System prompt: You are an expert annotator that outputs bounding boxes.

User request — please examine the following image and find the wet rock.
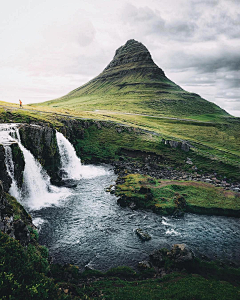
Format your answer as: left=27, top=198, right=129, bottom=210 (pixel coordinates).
left=129, top=202, right=137, bottom=210
left=10, top=143, right=25, bottom=188
left=135, top=228, right=151, bottom=241
left=19, top=124, right=61, bottom=182
left=169, top=244, right=194, bottom=263
left=0, top=145, right=12, bottom=191
left=138, top=260, right=152, bottom=270
left=149, top=249, right=165, bottom=267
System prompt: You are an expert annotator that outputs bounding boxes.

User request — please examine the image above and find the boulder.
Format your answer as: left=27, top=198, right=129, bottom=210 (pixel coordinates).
left=138, top=260, right=152, bottom=270
left=149, top=249, right=165, bottom=267
left=169, top=244, right=194, bottom=263
left=135, top=228, right=151, bottom=241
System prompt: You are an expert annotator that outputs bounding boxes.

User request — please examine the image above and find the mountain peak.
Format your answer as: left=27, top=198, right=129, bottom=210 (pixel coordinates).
left=104, top=39, right=160, bottom=72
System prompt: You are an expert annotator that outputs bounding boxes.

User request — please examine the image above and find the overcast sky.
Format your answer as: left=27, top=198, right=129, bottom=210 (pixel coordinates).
left=0, top=0, right=240, bottom=116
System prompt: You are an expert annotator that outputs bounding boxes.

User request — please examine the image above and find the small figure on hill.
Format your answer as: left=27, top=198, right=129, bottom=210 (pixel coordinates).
left=19, top=99, right=23, bottom=108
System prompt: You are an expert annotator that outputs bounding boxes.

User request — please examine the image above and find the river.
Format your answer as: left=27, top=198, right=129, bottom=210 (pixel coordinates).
left=31, top=165, right=240, bottom=271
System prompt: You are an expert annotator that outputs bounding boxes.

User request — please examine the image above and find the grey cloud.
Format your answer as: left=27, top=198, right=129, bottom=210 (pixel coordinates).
left=121, top=3, right=196, bottom=39
left=122, top=1, right=240, bottom=42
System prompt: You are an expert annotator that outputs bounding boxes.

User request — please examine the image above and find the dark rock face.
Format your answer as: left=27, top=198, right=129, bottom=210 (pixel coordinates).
left=102, top=39, right=165, bottom=79
left=0, top=181, right=32, bottom=245
left=0, top=181, right=13, bottom=220
left=0, top=145, right=11, bottom=191
left=19, top=124, right=61, bottom=182
left=162, top=139, right=191, bottom=152
left=149, top=244, right=194, bottom=270
left=10, top=143, right=25, bottom=188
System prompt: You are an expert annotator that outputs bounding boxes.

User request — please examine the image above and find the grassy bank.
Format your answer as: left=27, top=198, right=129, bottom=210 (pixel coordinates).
left=1, top=103, right=240, bottom=182
left=115, top=174, right=240, bottom=216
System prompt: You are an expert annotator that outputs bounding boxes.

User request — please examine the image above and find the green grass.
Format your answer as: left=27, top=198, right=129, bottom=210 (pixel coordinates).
left=1, top=104, right=240, bottom=181
left=115, top=174, right=240, bottom=215
left=80, top=273, right=240, bottom=300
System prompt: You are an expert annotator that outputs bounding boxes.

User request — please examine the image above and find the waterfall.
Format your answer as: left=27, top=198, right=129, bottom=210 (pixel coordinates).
left=4, top=145, right=20, bottom=199
left=0, top=124, right=108, bottom=210
left=14, top=129, right=69, bottom=210
left=56, top=132, right=82, bottom=180
left=0, top=124, right=70, bottom=210
left=56, top=132, right=109, bottom=179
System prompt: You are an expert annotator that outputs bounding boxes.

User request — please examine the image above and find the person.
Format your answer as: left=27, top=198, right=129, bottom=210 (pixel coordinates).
left=19, top=99, right=22, bottom=108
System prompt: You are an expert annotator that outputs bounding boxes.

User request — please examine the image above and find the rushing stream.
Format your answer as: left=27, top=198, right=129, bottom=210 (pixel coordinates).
left=31, top=166, right=240, bottom=271
left=1, top=124, right=240, bottom=271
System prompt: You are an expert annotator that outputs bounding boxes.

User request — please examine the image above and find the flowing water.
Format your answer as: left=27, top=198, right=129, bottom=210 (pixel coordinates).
left=32, top=166, right=240, bottom=271
left=1, top=124, right=240, bottom=271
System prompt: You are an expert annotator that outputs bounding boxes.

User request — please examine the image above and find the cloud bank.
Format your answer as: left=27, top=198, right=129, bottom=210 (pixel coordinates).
left=0, top=0, right=239, bottom=116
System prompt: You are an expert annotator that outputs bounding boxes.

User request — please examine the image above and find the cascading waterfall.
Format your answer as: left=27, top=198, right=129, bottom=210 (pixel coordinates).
left=1, top=124, right=109, bottom=210
left=0, top=124, right=70, bottom=210
left=56, top=132, right=82, bottom=180
left=14, top=128, right=70, bottom=210
left=56, top=131, right=110, bottom=179
left=4, top=145, right=20, bottom=199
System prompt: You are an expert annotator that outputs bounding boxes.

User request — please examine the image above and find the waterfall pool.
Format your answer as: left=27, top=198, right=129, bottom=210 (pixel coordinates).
left=31, top=165, right=240, bottom=271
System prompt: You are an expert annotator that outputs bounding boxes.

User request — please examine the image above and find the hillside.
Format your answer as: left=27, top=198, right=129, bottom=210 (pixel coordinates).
left=36, top=39, right=228, bottom=119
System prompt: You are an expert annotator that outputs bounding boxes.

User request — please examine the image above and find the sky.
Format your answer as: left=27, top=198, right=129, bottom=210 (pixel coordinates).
left=0, top=0, right=240, bottom=116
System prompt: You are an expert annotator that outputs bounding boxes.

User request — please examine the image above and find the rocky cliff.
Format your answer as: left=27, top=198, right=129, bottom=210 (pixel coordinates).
left=0, top=180, right=32, bottom=245
left=0, top=145, right=11, bottom=191
left=19, top=124, right=61, bottom=182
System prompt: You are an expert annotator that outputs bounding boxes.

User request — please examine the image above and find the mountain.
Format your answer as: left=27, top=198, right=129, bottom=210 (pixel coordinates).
left=38, top=39, right=228, bottom=118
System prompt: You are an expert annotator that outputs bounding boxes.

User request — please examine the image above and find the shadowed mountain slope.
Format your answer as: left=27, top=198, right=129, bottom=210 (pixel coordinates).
left=37, top=39, right=229, bottom=118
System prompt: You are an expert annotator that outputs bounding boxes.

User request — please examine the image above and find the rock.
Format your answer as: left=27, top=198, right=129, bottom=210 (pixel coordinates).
left=10, top=143, right=25, bottom=188
left=13, top=219, right=30, bottom=245
left=138, top=260, right=152, bottom=270
left=170, top=244, right=194, bottom=263
left=0, top=145, right=12, bottom=191
left=149, top=249, right=165, bottom=267
left=135, top=228, right=151, bottom=241
left=129, top=202, right=137, bottom=210
left=186, top=157, right=193, bottom=165
left=19, top=124, right=61, bottom=182
left=181, top=142, right=190, bottom=152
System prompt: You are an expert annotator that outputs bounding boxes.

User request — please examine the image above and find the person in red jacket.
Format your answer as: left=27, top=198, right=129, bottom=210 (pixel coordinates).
left=19, top=99, right=22, bottom=108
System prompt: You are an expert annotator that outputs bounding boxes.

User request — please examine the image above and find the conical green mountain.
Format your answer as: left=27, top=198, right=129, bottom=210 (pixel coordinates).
left=39, top=39, right=228, bottom=118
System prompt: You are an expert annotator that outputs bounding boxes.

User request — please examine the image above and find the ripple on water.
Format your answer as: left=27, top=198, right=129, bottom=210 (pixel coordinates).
left=30, top=165, right=240, bottom=271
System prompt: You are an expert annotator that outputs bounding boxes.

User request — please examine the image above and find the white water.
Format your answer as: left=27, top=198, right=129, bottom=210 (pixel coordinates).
left=56, top=132, right=82, bottom=180
left=56, top=131, right=110, bottom=179
left=0, top=124, right=70, bottom=210
left=4, top=145, right=21, bottom=199
left=14, top=129, right=71, bottom=210
left=1, top=124, right=109, bottom=210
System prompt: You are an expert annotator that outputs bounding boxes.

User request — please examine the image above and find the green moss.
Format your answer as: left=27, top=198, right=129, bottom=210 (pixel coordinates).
left=5, top=193, right=32, bottom=224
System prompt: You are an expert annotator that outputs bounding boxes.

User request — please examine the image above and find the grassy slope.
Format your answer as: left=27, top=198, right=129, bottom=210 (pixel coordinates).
left=115, top=174, right=240, bottom=216
left=1, top=103, right=240, bottom=181
left=29, top=37, right=240, bottom=168
left=34, top=70, right=228, bottom=119
left=34, top=39, right=228, bottom=120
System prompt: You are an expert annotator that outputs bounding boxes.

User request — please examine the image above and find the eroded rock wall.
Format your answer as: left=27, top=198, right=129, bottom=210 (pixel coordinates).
left=0, top=145, right=11, bottom=191
left=19, top=124, right=61, bottom=182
